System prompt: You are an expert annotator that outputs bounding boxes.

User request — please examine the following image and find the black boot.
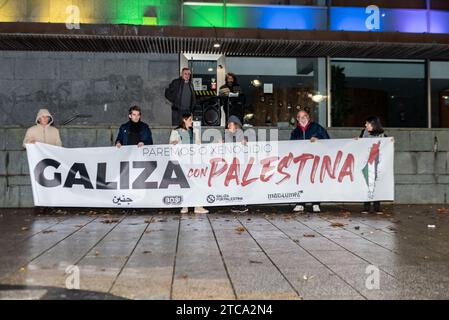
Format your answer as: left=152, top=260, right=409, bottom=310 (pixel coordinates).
left=362, top=202, right=370, bottom=213
left=373, top=201, right=382, bottom=214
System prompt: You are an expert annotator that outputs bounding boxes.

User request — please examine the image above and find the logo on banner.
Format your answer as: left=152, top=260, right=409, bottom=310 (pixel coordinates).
left=267, top=190, right=304, bottom=200
left=206, top=195, right=216, bottom=204
left=206, top=194, right=243, bottom=204
left=363, top=141, right=381, bottom=200
left=163, top=195, right=183, bottom=205
left=112, top=195, right=133, bottom=205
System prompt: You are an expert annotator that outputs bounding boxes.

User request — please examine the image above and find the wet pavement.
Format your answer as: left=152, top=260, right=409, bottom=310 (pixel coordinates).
left=0, top=204, right=449, bottom=300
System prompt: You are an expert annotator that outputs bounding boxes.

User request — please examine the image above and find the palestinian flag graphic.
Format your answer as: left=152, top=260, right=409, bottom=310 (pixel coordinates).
left=363, top=141, right=381, bottom=200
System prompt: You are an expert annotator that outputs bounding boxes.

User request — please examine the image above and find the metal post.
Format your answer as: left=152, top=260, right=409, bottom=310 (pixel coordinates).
left=427, top=59, right=432, bottom=128
left=326, top=56, right=332, bottom=128
left=223, top=0, right=227, bottom=28
left=180, top=0, right=184, bottom=27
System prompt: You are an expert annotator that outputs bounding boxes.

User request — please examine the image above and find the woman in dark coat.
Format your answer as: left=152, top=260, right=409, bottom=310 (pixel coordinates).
left=359, top=116, right=386, bottom=214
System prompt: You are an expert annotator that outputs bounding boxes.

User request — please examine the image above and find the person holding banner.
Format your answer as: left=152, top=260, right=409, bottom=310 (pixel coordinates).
left=223, top=115, right=249, bottom=213
left=290, top=108, right=330, bottom=213
left=223, top=115, right=247, bottom=144
left=23, top=108, right=62, bottom=148
left=169, top=113, right=209, bottom=214
left=115, top=105, right=153, bottom=148
left=358, top=116, right=387, bottom=214
left=23, top=108, right=62, bottom=214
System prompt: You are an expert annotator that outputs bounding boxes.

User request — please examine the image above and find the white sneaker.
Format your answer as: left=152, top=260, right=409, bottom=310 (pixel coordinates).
left=180, top=207, right=188, bottom=214
left=293, top=205, right=305, bottom=212
left=194, top=207, right=209, bottom=214
left=231, top=206, right=249, bottom=213
left=312, top=204, right=321, bottom=213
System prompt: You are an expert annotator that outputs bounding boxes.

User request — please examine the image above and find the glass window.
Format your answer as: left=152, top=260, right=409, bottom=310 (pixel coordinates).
left=224, top=57, right=327, bottom=127
left=430, top=61, right=449, bottom=128
left=188, top=60, right=218, bottom=92
left=330, top=59, right=427, bottom=128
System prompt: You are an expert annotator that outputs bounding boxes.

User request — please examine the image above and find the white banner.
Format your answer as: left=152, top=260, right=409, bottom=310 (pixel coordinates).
left=25, top=138, right=394, bottom=208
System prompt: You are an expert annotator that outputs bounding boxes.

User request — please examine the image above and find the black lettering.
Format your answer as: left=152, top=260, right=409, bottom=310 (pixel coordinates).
left=132, top=161, right=158, bottom=189
left=63, top=163, right=94, bottom=189
left=120, top=162, right=130, bottom=189
left=159, top=161, right=190, bottom=189
left=34, top=159, right=61, bottom=187
left=96, top=163, right=117, bottom=190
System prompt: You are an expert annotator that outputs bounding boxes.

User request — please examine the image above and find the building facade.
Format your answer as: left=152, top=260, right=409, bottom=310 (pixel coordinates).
left=1, top=0, right=449, bottom=206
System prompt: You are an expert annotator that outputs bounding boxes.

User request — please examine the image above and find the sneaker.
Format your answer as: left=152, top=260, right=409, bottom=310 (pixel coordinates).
left=194, top=207, right=209, bottom=214
left=293, top=205, right=305, bottom=212
left=312, top=204, right=321, bottom=213
left=231, top=206, right=249, bottom=213
left=180, top=207, right=188, bottom=214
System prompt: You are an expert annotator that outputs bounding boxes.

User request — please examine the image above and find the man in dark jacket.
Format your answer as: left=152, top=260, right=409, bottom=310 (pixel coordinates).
left=290, top=108, right=330, bottom=213
left=115, top=105, right=153, bottom=147
left=290, top=109, right=330, bottom=141
left=165, top=68, right=197, bottom=126
left=219, top=72, right=242, bottom=97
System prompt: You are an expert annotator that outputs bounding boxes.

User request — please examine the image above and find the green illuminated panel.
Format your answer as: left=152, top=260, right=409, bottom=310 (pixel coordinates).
left=115, top=0, right=143, bottom=24
left=143, top=17, right=158, bottom=25
left=225, top=6, right=247, bottom=28
left=183, top=3, right=224, bottom=28
left=114, top=0, right=180, bottom=26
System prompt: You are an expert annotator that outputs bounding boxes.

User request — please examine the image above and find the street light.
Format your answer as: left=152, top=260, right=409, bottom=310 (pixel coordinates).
left=308, top=92, right=327, bottom=103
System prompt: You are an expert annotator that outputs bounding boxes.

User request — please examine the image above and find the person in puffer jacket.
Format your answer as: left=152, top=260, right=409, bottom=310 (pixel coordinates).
left=115, top=105, right=153, bottom=147
left=23, top=108, right=62, bottom=148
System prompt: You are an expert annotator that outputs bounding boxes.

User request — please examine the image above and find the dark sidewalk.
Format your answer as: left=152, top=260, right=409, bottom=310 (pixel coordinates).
left=0, top=205, right=449, bottom=300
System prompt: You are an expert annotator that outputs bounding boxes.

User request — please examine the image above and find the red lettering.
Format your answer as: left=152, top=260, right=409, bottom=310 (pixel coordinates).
left=293, top=153, right=314, bottom=185
left=200, top=167, right=208, bottom=177
left=225, top=157, right=240, bottom=186
left=242, top=157, right=258, bottom=187
left=338, top=154, right=354, bottom=182
left=276, top=153, right=293, bottom=185
left=320, top=151, right=343, bottom=183
left=310, top=156, right=320, bottom=183
left=208, top=151, right=355, bottom=188
left=208, top=158, right=227, bottom=187
left=260, top=156, right=279, bottom=182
